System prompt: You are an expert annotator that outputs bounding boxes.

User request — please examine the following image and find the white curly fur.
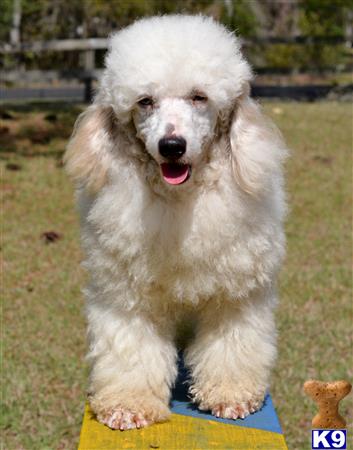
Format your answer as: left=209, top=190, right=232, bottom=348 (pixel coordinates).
left=65, top=14, right=288, bottom=431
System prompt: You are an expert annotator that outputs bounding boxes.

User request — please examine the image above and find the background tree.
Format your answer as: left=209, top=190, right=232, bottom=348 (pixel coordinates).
left=1, top=0, right=351, bottom=73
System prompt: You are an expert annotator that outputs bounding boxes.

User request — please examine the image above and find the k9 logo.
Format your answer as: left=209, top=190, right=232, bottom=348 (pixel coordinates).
left=312, top=430, right=347, bottom=449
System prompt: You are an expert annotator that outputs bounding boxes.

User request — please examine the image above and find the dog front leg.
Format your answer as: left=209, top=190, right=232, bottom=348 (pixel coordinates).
left=87, top=303, right=177, bottom=430
left=185, top=292, right=277, bottom=419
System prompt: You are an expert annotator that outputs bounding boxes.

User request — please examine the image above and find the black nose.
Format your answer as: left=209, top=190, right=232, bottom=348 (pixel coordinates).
left=158, top=137, right=186, bottom=160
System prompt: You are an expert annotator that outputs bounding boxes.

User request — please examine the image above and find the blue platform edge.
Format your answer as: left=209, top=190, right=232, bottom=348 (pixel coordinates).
left=170, top=356, right=283, bottom=435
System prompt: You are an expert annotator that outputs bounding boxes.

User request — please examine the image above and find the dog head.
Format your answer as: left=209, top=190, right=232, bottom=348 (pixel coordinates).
left=65, top=15, right=286, bottom=196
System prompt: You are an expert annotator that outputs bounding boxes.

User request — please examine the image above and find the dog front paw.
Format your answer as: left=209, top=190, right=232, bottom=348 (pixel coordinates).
left=97, top=408, right=153, bottom=431
left=211, top=397, right=263, bottom=420
left=92, top=395, right=170, bottom=431
left=190, top=382, right=266, bottom=420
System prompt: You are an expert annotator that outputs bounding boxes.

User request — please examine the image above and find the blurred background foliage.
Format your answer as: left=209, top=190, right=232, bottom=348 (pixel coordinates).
left=0, top=0, right=352, bottom=73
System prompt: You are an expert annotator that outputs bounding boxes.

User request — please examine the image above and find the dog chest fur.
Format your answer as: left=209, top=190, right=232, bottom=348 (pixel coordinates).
left=79, top=166, right=284, bottom=308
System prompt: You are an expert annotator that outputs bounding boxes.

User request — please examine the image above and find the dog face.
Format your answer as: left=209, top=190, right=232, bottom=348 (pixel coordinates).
left=132, top=93, right=218, bottom=185
left=94, top=15, right=253, bottom=188
left=66, top=16, right=286, bottom=198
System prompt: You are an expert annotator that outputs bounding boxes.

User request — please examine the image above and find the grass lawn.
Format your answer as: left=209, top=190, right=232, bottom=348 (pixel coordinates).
left=2, top=101, right=352, bottom=449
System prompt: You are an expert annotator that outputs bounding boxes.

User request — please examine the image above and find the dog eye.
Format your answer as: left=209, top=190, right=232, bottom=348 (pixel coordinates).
left=192, top=94, right=208, bottom=103
left=138, top=97, right=154, bottom=107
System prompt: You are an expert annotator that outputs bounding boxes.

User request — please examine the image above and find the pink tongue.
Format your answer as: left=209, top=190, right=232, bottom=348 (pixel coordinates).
left=160, top=163, right=189, bottom=185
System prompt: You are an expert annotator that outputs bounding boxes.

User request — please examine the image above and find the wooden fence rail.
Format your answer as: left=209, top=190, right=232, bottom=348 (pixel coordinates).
left=0, top=38, right=108, bottom=54
left=1, top=35, right=351, bottom=54
left=1, top=36, right=351, bottom=102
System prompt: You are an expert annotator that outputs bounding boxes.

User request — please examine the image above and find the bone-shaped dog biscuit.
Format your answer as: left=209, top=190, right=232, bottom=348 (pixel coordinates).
left=304, top=380, right=352, bottom=429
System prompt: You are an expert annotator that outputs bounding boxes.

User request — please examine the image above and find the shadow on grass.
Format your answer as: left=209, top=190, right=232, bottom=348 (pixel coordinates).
left=0, top=101, right=83, bottom=114
left=0, top=148, right=65, bottom=162
left=0, top=102, right=83, bottom=162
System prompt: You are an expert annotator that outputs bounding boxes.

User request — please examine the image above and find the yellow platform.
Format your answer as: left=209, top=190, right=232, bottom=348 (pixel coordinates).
left=79, top=358, right=287, bottom=449
left=78, top=400, right=288, bottom=450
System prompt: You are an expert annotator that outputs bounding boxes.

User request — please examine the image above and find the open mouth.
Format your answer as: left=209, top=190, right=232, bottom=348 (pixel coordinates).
left=160, top=163, right=191, bottom=185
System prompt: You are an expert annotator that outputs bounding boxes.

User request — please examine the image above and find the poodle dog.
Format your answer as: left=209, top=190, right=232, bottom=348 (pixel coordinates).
left=65, top=15, right=287, bottom=431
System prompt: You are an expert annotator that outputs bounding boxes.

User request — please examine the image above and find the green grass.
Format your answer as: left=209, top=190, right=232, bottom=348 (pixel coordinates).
left=2, top=101, right=352, bottom=450
left=268, top=102, right=353, bottom=449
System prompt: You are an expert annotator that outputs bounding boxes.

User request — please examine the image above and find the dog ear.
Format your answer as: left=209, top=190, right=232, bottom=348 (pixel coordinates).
left=64, top=106, right=116, bottom=195
left=228, top=94, right=288, bottom=195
